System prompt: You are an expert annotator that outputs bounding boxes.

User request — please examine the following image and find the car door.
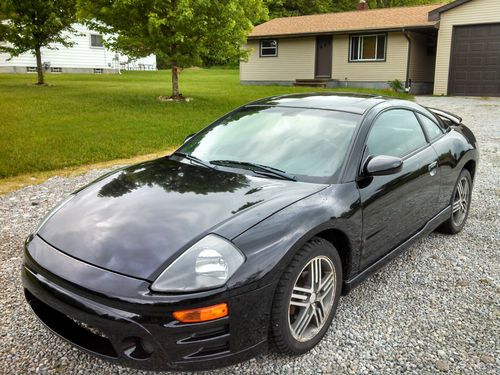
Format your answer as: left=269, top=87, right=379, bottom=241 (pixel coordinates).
left=415, top=112, right=450, bottom=209
left=358, top=109, right=441, bottom=268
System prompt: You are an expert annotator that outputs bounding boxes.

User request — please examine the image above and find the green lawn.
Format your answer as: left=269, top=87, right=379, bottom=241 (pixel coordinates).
left=0, top=69, right=411, bottom=178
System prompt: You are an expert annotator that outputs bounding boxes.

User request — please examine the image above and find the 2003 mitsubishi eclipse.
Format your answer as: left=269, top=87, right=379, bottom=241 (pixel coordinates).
left=22, top=93, right=478, bottom=371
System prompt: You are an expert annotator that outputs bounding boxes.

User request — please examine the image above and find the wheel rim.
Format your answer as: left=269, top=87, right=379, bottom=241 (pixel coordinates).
left=452, top=176, right=470, bottom=226
left=288, top=256, right=336, bottom=342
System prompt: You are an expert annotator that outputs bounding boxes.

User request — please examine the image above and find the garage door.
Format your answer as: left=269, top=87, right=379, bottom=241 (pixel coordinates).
left=449, top=23, right=500, bottom=96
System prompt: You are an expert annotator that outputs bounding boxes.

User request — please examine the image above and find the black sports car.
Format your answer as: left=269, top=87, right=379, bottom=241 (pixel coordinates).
left=23, top=93, right=478, bottom=371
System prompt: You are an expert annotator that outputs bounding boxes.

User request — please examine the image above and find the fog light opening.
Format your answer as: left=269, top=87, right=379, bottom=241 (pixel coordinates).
left=173, top=303, right=228, bottom=323
left=121, top=337, right=153, bottom=360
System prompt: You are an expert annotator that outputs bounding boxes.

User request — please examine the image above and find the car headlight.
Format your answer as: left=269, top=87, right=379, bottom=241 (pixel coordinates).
left=34, top=194, right=75, bottom=234
left=151, top=234, right=245, bottom=293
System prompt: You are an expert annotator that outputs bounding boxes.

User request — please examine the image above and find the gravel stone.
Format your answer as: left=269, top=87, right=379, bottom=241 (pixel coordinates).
left=435, top=360, right=450, bottom=372
left=1, top=96, right=499, bottom=374
left=481, top=355, right=496, bottom=364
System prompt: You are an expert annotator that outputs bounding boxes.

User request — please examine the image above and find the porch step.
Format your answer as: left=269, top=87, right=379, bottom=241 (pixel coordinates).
left=294, top=79, right=329, bottom=88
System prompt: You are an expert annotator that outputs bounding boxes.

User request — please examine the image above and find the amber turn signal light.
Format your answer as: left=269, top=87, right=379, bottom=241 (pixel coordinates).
left=173, top=303, right=228, bottom=323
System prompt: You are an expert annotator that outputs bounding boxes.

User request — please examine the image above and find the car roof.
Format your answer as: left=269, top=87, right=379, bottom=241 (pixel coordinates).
left=246, top=92, right=396, bottom=115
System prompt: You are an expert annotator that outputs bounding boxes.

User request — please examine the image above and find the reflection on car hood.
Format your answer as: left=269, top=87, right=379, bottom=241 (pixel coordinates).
left=37, top=157, right=326, bottom=280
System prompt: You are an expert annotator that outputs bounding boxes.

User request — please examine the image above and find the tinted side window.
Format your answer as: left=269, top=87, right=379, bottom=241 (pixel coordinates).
left=367, top=109, right=427, bottom=158
left=417, top=113, right=443, bottom=140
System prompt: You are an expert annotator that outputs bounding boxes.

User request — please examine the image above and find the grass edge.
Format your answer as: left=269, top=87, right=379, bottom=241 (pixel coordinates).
left=0, top=147, right=177, bottom=196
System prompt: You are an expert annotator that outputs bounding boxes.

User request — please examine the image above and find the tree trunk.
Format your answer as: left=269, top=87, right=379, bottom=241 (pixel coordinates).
left=35, top=45, right=44, bottom=85
left=171, top=62, right=180, bottom=98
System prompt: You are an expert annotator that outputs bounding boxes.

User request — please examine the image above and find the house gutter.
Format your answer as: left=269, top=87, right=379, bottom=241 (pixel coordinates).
left=403, top=29, right=412, bottom=92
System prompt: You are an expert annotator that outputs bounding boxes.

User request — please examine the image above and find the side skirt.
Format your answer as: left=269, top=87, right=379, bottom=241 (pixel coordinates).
left=342, top=205, right=451, bottom=294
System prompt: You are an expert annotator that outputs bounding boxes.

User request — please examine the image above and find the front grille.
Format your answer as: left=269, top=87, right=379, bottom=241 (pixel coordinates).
left=68, top=316, right=108, bottom=339
left=188, top=343, right=230, bottom=358
left=25, top=289, right=118, bottom=358
left=176, top=321, right=231, bottom=359
left=177, top=324, right=229, bottom=344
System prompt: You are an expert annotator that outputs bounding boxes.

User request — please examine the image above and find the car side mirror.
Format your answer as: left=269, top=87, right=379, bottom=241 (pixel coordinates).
left=364, top=155, right=403, bottom=176
left=184, top=133, right=195, bottom=143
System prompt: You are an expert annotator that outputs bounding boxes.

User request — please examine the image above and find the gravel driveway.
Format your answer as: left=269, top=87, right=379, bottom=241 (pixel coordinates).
left=1, top=96, right=498, bottom=374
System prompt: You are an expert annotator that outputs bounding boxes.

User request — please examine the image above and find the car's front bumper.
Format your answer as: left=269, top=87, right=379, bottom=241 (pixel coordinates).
left=22, top=236, right=275, bottom=371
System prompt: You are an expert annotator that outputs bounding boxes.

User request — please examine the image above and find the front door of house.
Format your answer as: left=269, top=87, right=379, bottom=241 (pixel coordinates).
left=315, top=36, right=332, bottom=78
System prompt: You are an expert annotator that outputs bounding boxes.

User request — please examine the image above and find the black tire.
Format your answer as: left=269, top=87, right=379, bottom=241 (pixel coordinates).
left=437, top=169, right=472, bottom=234
left=270, top=237, right=342, bottom=355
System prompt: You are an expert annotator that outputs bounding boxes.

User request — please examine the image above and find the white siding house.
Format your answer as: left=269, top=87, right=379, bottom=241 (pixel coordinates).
left=0, top=24, right=156, bottom=74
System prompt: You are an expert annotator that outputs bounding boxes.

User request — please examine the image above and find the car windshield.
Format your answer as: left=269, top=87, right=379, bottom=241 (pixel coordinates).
left=178, top=106, right=360, bottom=182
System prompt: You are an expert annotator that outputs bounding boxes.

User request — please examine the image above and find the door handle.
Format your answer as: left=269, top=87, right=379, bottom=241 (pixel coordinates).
left=428, top=161, right=438, bottom=176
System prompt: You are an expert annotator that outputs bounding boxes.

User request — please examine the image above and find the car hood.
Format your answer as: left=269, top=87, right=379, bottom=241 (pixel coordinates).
left=37, top=157, right=326, bottom=280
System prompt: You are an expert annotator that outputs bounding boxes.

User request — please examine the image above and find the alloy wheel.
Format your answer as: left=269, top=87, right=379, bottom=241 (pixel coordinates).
left=288, top=256, right=336, bottom=342
left=452, top=176, right=470, bottom=226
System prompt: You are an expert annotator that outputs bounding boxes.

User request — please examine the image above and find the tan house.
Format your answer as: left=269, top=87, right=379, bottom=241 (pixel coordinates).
left=240, top=0, right=500, bottom=96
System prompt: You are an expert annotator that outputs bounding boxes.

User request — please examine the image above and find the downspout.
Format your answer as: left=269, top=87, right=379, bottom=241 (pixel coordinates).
left=403, top=29, right=411, bottom=93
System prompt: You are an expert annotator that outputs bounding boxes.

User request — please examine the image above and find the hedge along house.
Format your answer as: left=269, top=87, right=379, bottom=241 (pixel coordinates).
left=241, top=0, right=500, bottom=96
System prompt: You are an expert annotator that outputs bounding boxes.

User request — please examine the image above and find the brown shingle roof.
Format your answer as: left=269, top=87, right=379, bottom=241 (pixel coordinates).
left=249, top=4, right=442, bottom=39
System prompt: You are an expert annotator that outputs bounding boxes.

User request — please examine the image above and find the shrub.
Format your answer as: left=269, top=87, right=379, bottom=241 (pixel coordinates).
left=388, top=79, right=405, bottom=93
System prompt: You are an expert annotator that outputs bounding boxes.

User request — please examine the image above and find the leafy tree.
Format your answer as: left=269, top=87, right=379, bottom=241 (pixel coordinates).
left=98, top=159, right=250, bottom=197
left=264, top=0, right=355, bottom=18
left=79, top=0, right=267, bottom=100
left=0, top=0, right=78, bottom=85
left=367, top=0, right=446, bottom=8
left=264, top=0, right=448, bottom=19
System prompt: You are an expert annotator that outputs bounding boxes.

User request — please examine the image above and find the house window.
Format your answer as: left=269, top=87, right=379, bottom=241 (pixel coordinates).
left=90, top=34, right=104, bottom=48
left=260, top=39, right=278, bottom=57
left=26, top=67, right=37, bottom=73
left=94, top=68, right=104, bottom=74
left=349, top=34, right=386, bottom=61
left=50, top=67, right=62, bottom=73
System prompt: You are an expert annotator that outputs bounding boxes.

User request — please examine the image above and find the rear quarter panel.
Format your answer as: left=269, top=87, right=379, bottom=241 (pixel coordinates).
left=432, top=124, right=478, bottom=208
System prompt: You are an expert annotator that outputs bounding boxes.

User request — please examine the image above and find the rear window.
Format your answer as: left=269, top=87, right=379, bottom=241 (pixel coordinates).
left=426, top=108, right=460, bottom=129
left=434, top=114, right=453, bottom=128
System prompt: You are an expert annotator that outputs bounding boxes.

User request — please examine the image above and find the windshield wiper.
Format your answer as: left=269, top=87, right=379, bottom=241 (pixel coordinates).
left=173, top=152, right=217, bottom=170
left=210, top=160, right=296, bottom=181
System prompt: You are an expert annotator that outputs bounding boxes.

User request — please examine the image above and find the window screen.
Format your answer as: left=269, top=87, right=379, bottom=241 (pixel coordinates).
left=260, top=40, right=278, bottom=56
left=350, top=34, right=386, bottom=61
left=91, top=34, right=104, bottom=47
